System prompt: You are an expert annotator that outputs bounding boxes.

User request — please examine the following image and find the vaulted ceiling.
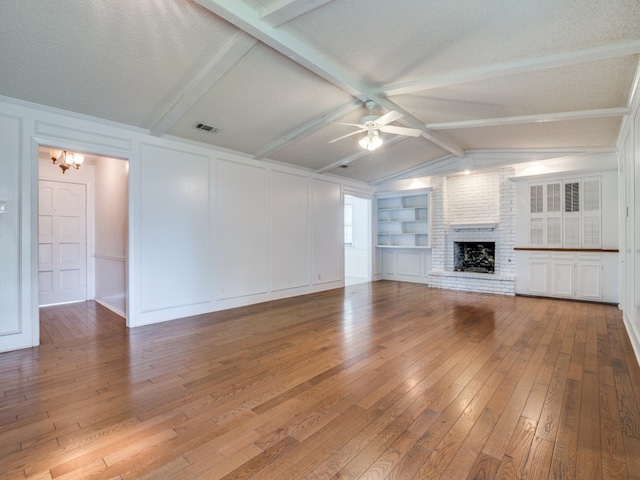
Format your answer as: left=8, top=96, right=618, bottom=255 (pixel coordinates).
left=2, top=1, right=639, bottom=183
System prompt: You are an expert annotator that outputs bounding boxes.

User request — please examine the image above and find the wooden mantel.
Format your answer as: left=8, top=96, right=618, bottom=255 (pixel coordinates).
left=514, top=247, right=619, bottom=252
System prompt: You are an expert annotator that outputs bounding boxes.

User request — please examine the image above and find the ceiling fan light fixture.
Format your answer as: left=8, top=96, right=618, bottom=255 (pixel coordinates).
left=359, top=130, right=382, bottom=151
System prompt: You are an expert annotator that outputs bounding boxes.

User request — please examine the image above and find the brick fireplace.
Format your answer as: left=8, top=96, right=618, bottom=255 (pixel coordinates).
left=427, top=169, right=516, bottom=295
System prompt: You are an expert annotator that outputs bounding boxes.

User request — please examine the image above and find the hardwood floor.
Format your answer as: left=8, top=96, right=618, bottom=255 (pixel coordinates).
left=39, top=301, right=126, bottom=345
left=1, top=282, right=640, bottom=479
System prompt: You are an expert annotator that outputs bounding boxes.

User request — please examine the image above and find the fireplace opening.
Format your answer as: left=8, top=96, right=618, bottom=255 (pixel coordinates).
left=454, top=242, right=495, bottom=274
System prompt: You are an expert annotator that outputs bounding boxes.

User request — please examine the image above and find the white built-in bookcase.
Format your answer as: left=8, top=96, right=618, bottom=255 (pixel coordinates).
left=376, top=192, right=430, bottom=248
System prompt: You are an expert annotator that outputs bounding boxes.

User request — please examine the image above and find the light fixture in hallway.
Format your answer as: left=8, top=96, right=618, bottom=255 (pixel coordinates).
left=49, top=149, right=84, bottom=173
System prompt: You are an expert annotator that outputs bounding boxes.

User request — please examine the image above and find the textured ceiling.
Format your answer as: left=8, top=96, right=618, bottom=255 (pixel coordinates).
left=1, top=0, right=639, bottom=183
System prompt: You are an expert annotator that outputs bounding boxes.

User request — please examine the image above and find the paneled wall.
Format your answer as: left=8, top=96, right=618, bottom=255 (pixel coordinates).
left=0, top=114, right=25, bottom=352
left=95, top=156, right=128, bottom=316
left=0, top=97, right=372, bottom=351
left=618, top=100, right=640, bottom=362
left=271, top=170, right=309, bottom=291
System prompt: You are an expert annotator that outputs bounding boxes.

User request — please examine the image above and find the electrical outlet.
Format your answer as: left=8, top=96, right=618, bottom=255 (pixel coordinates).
left=317, top=273, right=321, bottom=280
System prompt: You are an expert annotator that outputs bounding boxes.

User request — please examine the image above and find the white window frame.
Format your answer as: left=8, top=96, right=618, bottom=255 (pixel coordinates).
left=528, top=176, right=601, bottom=249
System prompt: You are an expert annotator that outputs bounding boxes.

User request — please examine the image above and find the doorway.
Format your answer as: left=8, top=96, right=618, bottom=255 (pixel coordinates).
left=344, top=195, right=372, bottom=286
left=38, top=147, right=129, bottom=320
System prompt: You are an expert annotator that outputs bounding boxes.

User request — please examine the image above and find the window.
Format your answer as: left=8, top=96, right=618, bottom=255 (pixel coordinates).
left=564, top=182, right=580, bottom=212
left=530, top=185, right=543, bottom=213
left=547, top=183, right=561, bottom=212
left=528, top=177, right=601, bottom=248
left=344, top=203, right=353, bottom=245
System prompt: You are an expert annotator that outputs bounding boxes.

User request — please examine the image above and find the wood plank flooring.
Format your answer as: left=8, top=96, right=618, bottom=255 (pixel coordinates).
left=39, top=301, right=125, bottom=345
left=1, top=281, right=640, bottom=479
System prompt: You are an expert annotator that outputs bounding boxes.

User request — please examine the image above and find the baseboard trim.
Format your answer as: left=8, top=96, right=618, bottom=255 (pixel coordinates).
left=94, top=298, right=126, bottom=319
left=622, top=310, right=640, bottom=367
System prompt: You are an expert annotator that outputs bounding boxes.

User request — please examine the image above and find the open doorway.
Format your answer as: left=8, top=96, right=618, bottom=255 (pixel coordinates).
left=38, top=147, right=128, bottom=341
left=344, top=195, right=372, bottom=286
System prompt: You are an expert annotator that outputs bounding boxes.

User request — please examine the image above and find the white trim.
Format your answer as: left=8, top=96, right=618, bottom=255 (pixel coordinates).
left=194, top=0, right=466, bottom=158
left=379, top=40, right=640, bottom=96
left=426, top=108, right=630, bottom=130
left=150, top=32, right=257, bottom=137
left=94, top=298, right=126, bottom=319
left=260, top=0, right=332, bottom=26
left=623, top=311, right=640, bottom=368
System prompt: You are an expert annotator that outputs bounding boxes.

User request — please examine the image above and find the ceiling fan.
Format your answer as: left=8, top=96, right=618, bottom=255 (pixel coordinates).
left=329, top=100, right=422, bottom=150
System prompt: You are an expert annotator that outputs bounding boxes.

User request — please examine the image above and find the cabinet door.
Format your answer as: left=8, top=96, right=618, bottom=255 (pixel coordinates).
left=528, top=260, right=549, bottom=295
left=551, top=261, right=574, bottom=297
left=382, top=250, right=396, bottom=275
left=576, top=262, right=602, bottom=300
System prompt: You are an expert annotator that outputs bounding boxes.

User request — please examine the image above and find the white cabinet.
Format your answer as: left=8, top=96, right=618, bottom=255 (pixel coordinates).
left=551, top=255, right=575, bottom=298
left=376, top=192, right=430, bottom=248
left=528, top=256, right=549, bottom=295
left=576, top=261, right=603, bottom=300
left=522, top=251, right=613, bottom=302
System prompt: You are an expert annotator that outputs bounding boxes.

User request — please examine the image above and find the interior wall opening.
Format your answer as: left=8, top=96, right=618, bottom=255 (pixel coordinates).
left=37, top=146, right=129, bottom=335
left=344, top=194, right=372, bottom=286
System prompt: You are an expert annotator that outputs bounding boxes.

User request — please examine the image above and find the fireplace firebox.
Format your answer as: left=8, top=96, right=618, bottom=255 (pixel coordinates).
left=454, top=242, right=495, bottom=274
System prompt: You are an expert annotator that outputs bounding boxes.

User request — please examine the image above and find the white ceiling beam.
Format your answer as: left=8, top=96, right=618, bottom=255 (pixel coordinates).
left=254, top=99, right=361, bottom=160
left=195, top=0, right=466, bottom=158
left=150, top=32, right=256, bottom=137
left=426, top=107, right=631, bottom=130
left=617, top=56, right=640, bottom=149
left=195, top=0, right=369, bottom=99
left=316, top=136, right=407, bottom=174
left=372, top=146, right=618, bottom=184
left=371, top=154, right=458, bottom=185
left=378, top=39, right=640, bottom=96
left=260, top=0, right=332, bottom=27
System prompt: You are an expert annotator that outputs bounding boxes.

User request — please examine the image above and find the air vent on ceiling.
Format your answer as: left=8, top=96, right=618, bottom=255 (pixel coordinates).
left=195, top=123, right=219, bottom=133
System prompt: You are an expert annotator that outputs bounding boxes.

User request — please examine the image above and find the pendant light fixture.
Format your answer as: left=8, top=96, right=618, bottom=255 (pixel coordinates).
left=50, top=149, right=85, bottom=173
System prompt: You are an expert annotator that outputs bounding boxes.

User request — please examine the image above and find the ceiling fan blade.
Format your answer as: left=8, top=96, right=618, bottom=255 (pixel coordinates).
left=380, top=125, right=422, bottom=137
left=328, top=128, right=366, bottom=143
left=374, top=110, right=403, bottom=126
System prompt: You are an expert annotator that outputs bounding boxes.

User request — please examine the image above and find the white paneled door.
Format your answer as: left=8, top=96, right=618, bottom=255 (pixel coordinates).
left=39, top=180, right=87, bottom=306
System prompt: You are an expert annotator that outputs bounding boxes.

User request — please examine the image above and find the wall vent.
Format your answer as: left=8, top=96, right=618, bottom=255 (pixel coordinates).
left=195, top=123, right=220, bottom=133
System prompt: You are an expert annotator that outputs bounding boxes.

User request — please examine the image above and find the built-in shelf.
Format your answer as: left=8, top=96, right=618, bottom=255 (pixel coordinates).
left=376, top=192, right=430, bottom=248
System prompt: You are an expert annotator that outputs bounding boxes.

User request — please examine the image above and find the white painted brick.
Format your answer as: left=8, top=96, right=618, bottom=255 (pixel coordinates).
left=426, top=168, right=516, bottom=295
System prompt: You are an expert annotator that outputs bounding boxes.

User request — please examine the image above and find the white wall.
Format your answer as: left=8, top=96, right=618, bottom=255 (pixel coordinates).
left=0, top=96, right=373, bottom=352
left=618, top=92, right=640, bottom=364
left=312, top=178, right=344, bottom=285
left=271, top=170, right=309, bottom=291
left=95, top=156, right=128, bottom=316
left=0, top=114, right=26, bottom=352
